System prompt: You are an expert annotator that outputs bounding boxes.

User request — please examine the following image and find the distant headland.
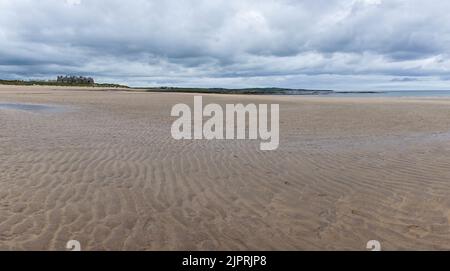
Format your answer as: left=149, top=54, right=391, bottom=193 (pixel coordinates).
left=0, top=76, right=380, bottom=95
left=140, top=87, right=335, bottom=95
left=0, top=76, right=129, bottom=88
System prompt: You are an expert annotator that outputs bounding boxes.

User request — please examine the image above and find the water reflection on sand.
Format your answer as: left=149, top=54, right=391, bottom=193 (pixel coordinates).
left=0, top=102, right=66, bottom=113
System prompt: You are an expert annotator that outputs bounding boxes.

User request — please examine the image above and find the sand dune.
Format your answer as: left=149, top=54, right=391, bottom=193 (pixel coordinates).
left=0, top=85, right=450, bottom=250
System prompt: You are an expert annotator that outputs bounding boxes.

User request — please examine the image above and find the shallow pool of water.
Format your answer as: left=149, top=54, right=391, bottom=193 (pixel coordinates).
left=0, top=103, right=66, bottom=113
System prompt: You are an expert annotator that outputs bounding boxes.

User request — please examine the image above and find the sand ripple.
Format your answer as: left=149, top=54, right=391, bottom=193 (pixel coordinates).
left=1, top=87, right=450, bottom=250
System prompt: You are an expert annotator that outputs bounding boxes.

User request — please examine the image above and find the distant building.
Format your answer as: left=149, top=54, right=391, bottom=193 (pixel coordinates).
left=57, top=75, right=94, bottom=85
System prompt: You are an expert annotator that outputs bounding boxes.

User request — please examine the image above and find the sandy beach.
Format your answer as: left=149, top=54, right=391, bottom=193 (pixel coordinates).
left=1, top=85, right=450, bottom=251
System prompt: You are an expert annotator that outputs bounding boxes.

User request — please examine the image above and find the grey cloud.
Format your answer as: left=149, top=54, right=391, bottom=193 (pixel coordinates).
left=391, top=77, right=420, bottom=82
left=0, top=0, right=449, bottom=89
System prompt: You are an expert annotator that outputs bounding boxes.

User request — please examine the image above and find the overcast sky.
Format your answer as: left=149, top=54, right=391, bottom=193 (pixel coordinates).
left=1, top=0, right=450, bottom=90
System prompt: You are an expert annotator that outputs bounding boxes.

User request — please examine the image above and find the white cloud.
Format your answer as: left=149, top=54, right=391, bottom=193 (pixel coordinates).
left=66, top=0, right=81, bottom=6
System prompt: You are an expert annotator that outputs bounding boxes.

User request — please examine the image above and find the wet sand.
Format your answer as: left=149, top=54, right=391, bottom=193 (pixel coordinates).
left=1, top=85, right=450, bottom=251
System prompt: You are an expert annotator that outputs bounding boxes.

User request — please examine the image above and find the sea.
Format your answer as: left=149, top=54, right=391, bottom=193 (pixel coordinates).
left=326, top=90, right=450, bottom=98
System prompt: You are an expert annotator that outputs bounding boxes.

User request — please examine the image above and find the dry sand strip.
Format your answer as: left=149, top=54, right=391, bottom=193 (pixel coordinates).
left=0, top=85, right=450, bottom=250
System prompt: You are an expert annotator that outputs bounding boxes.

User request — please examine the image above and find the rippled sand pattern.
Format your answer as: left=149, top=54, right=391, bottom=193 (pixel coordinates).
left=1, top=86, right=450, bottom=250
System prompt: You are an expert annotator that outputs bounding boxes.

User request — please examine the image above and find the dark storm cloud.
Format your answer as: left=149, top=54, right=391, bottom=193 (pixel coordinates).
left=0, top=0, right=450, bottom=89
